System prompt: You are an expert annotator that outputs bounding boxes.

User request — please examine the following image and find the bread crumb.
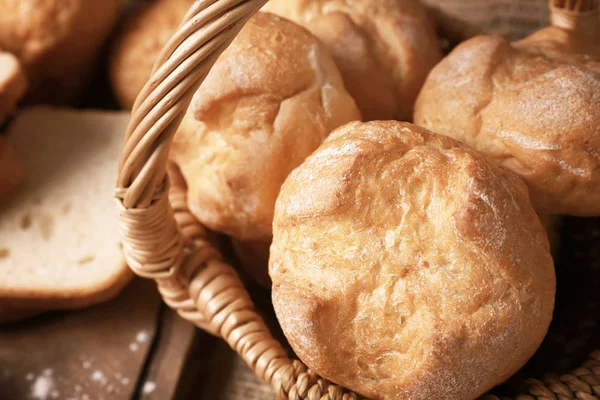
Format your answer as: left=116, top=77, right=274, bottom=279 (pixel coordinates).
left=20, top=214, right=31, bottom=229
left=39, top=214, right=54, bottom=240
left=129, top=343, right=139, bottom=352
left=121, top=377, right=130, bottom=385
left=142, top=381, right=156, bottom=395
left=77, top=255, right=95, bottom=265
left=136, top=331, right=149, bottom=343
left=82, top=361, right=91, bottom=369
left=0, top=248, right=9, bottom=259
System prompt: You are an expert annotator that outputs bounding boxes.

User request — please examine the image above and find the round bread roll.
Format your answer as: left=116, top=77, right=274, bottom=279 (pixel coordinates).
left=270, top=121, right=556, bottom=400
left=171, top=12, right=361, bottom=242
left=110, top=0, right=194, bottom=109
left=414, top=25, right=600, bottom=216
left=0, top=0, right=121, bottom=104
left=262, top=0, right=441, bottom=121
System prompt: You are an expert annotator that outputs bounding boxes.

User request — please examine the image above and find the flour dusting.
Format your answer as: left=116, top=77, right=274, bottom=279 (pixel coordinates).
left=136, top=331, right=149, bottom=343
left=142, top=381, right=156, bottom=395
left=31, top=374, right=55, bottom=400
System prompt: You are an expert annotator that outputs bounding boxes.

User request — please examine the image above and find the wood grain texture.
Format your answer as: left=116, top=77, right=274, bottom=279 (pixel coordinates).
left=198, top=341, right=275, bottom=400
left=139, top=308, right=198, bottom=400
left=0, top=278, right=160, bottom=400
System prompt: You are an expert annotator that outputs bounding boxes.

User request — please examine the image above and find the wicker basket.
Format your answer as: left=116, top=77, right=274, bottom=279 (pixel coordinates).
left=115, top=0, right=600, bottom=398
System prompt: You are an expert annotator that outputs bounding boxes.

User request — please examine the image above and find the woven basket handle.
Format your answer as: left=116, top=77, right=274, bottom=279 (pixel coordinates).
left=550, top=0, right=599, bottom=33
left=114, top=1, right=361, bottom=398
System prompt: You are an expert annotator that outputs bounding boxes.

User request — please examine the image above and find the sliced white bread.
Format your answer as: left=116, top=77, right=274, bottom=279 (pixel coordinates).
left=0, top=108, right=133, bottom=312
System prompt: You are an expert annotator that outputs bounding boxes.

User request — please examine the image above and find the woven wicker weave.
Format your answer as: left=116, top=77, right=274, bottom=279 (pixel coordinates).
left=115, top=0, right=600, bottom=398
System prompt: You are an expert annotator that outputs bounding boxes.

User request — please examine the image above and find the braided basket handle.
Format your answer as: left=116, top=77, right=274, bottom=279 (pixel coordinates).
left=114, top=1, right=360, bottom=398
left=550, top=0, right=599, bottom=33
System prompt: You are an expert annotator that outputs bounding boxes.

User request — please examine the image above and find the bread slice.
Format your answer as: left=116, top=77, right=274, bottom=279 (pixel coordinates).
left=0, top=108, right=133, bottom=312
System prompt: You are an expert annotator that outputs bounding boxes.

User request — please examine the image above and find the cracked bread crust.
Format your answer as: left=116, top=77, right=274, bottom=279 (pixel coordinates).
left=270, top=121, right=555, bottom=400
left=414, top=29, right=600, bottom=216
left=171, top=12, right=361, bottom=241
left=262, top=0, right=441, bottom=121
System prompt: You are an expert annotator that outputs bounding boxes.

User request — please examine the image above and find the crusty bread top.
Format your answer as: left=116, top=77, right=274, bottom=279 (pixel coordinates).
left=271, top=121, right=555, bottom=400
left=110, top=0, right=194, bottom=109
left=0, top=108, right=132, bottom=302
left=0, top=51, right=28, bottom=122
left=0, top=0, right=121, bottom=103
left=171, top=12, right=361, bottom=241
left=414, top=27, right=600, bottom=216
left=262, top=0, right=442, bottom=121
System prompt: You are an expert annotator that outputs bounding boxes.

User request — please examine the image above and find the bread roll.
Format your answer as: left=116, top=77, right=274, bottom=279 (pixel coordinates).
left=0, top=0, right=121, bottom=104
left=271, top=121, right=555, bottom=400
left=414, top=26, right=600, bottom=216
left=262, top=0, right=441, bottom=121
left=171, top=12, right=361, bottom=242
left=110, top=0, right=194, bottom=109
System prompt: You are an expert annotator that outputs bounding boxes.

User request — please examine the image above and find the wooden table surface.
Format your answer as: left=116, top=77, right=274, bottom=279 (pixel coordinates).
left=0, top=278, right=275, bottom=400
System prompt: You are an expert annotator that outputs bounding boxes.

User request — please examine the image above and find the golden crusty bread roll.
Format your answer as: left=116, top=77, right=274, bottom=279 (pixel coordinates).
left=0, top=0, right=121, bottom=104
left=171, top=12, right=361, bottom=242
left=262, top=0, right=441, bottom=121
left=414, top=24, right=600, bottom=216
left=270, top=121, right=556, bottom=400
left=110, top=0, right=194, bottom=109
